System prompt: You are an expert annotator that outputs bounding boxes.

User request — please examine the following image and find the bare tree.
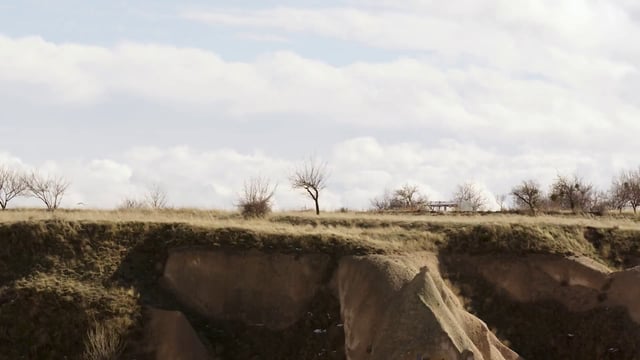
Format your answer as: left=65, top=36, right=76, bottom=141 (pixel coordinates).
left=628, top=168, right=640, bottom=213
left=549, top=174, right=593, bottom=213
left=290, top=158, right=329, bottom=215
left=145, top=184, right=168, bottom=209
left=237, top=177, right=277, bottom=218
left=453, top=182, right=487, bottom=212
left=511, top=180, right=543, bottom=215
left=610, top=172, right=630, bottom=213
left=394, top=184, right=429, bottom=210
left=26, top=172, right=70, bottom=211
left=588, top=190, right=611, bottom=215
left=371, top=184, right=429, bottom=211
left=495, top=194, right=508, bottom=212
left=610, top=168, right=640, bottom=214
left=0, top=166, right=27, bottom=210
left=371, top=189, right=393, bottom=211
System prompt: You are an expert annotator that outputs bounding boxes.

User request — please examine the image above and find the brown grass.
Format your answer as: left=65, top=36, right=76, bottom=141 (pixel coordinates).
left=83, top=320, right=128, bottom=360
left=1, top=208, right=639, bottom=358
left=1, top=207, right=638, bottom=229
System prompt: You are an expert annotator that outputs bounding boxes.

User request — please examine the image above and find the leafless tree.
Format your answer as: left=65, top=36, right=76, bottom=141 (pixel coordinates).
left=588, top=190, right=611, bottom=215
left=237, top=177, right=277, bottom=218
left=394, top=184, right=429, bottom=210
left=0, top=166, right=27, bottom=210
left=25, top=172, right=70, bottom=211
left=453, top=182, right=487, bottom=212
left=610, top=168, right=640, bottom=214
left=511, top=180, right=543, bottom=215
left=628, top=168, right=640, bottom=213
left=145, top=184, right=168, bottom=209
left=549, top=174, right=593, bottom=213
left=495, top=194, right=508, bottom=212
left=371, top=184, right=429, bottom=211
left=290, top=158, right=328, bottom=215
left=610, top=172, right=630, bottom=213
left=371, top=189, right=393, bottom=211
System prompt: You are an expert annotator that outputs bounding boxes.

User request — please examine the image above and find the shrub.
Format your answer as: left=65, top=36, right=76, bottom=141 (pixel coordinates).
left=117, top=197, right=147, bottom=210
left=371, top=184, right=429, bottom=211
left=238, top=177, right=276, bottom=218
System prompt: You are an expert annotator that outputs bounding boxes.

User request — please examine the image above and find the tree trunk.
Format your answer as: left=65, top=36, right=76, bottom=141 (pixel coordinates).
left=314, top=199, right=320, bottom=215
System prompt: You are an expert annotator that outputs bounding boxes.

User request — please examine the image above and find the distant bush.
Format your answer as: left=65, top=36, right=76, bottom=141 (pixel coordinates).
left=238, top=177, right=276, bottom=218
left=371, top=184, right=429, bottom=211
left=118, top=184, right=169, bottom=210
left=117, top=197, right=147, bottom=210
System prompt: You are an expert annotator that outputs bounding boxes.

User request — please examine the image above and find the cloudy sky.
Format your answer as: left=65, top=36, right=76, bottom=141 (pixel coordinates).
left=1, top=0, right=639, bottom=210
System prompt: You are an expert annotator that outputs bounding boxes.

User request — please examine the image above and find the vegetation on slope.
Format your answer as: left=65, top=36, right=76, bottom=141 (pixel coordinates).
left=0, top=209, right=639, bottom=358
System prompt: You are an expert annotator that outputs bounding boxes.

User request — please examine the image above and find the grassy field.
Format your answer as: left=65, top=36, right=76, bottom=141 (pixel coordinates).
left=1, top=208, right=639, bottom=260
left=1, top=207, right=639, bottom=228
left=1, top=208, right=639, bottom=358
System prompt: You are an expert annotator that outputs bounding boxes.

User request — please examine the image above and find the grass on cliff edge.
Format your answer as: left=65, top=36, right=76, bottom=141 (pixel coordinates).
left=1, top=208, right=639, bottom=267
left=1, top=208, right=639, bottom=358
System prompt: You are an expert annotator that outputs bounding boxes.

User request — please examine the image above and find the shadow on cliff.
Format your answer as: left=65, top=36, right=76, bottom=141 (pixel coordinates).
left=439, top=254, right=640, bottom=360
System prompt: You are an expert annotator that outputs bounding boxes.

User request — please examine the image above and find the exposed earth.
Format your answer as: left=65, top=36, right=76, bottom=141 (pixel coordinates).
left=1, top=210, right=640, bottom=359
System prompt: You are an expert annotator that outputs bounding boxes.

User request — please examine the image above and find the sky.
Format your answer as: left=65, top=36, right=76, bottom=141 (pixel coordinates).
left=1, top=0, right=640, bottom=210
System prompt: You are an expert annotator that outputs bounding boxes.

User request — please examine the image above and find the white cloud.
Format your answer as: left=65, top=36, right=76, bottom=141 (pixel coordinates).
left=2, top=33, right=638, bottom=142
left=235, top=32, right=290, bottom=43
left=183, top=3, right=640, bottom=64
left=2, top=0, right=640, bottom=209
left=182, top=3, right=640, bottom=129
left=1, top=137, right=628, bottom=211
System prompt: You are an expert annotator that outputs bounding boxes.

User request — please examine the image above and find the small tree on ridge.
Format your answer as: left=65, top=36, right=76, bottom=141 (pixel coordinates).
left=549, top=174, right=593, bottom=213
left=26, top=172, right=70, bottom=211
left=453, top=182, right=487, bottom=212
left=0, top=166, right=27, bottom=210
left=290, top=158, right=328, bottom=215
left=511, top=180, right=543, bottom=215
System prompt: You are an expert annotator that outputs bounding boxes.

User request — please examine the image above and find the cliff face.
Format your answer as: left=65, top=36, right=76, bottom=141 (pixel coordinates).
left=158, top=249, right=518, bottom=360
left=333, top=253, right=519, bottom=360
left=155, top=249, right=640, bottom=360
left=162, top=249, right=331, bottom=330
left=443, top=254, right=640, bottom=322
left=441, top=254, right=640, bottom=359
left=2, top=219, right=640, bottom=360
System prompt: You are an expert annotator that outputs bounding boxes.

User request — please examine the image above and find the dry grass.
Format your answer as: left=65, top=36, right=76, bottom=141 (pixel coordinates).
left=273, top=210, right=640, bottom=230
left=0, top=208, right=638, bottom=264
left=0, top=207, right=638, bottom=230
left=83, top=320, right=127, bottom=360
left=0, top=273, right=138, bottom=359
left=0, top=208, right=638, bottom=259
left=1, top=207, right=639, bottom=358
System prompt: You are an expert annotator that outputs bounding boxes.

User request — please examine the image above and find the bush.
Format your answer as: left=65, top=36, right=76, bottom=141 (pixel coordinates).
left=371, top=184, right=429, bottom=211
left=238, top=177, right=276, bottom=218
left=117, top=197, right=147, bottom=210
